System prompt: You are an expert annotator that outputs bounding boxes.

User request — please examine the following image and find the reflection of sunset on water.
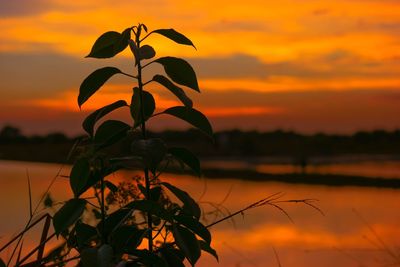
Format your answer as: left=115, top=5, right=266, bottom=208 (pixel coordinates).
left=1, top=161, right=399, bottom=266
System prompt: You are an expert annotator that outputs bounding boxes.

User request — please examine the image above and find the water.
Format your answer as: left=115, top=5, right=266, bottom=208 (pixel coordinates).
left=1, top=160, right=400, bottom=266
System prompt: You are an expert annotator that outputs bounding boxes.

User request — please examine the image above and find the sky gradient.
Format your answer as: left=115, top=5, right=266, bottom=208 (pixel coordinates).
left=1, top=0, right=400, bottom=135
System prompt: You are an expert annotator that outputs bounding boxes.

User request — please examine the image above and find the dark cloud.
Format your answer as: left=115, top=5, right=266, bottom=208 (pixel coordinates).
left=1, top=50, right=398, bottom=102
left=0, top=0, right=53, bottom=17
left=0, top=52, right=135, bottom=99
left=192, top=51, right=398, bottom=79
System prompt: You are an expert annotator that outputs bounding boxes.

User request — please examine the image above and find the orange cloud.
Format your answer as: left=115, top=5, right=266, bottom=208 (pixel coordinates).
left=27, top=85, right=180, bottom=112
left=201, top=77, right=400, bottom=93
left=203, top=106, right=284, bottom=117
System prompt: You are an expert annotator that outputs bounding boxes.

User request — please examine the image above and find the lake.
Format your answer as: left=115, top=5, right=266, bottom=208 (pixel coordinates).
left=1, top=160, right=400, bottom=266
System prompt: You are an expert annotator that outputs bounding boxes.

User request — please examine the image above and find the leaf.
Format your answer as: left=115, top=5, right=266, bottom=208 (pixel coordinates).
left=172, top=224, right=201, bottom=266
left=163, top=106, right=213, bottom=137
left=161, top=182, right=201, bottom=219
left=127, top=200, right=172, bottom=221
left=98, top=208, right=132, bottom=239
left=76, top=222, right=98, bottom=248
left=153, top=75, right=193, bottom=107
left=199, top=240, right=218, bottom=262
left=138, top=45, right=156, bottom=60
left=94, top=120, right=130, bottom=148
left=131, top=44, right=156, bottom=66
left=83, top=100, right=127, bottom=137
left=0, top=258, right=5, bottom=267
left=111, top=225, right=146, bottom=254
left=76, top=170, right=103, bottom=198
left=174, top=214, right=211, bottom=244
left=86, top=28, right=131, bottom=58
left=168, top=147, right=201, bottom=176
left=130, top=88, right=155, bottom=127
left=154, top=57, right=199, bottom=91
left=97, top=244, right=113, bottom=267
left=104, top=180, right=118, bottom=193
left=150, top=186, right=162, bottom=202
left=127, top=249, right=168, bottom=267
left=159, top=247, right=185, bottom=267
left=70, top=158, right=91, bottom=197
left=78, top=67, right=122, bottom=108
left=53, top=198, right=86, bottom=235
left=152, top=29, right=196, bottom=49
left=80, top=247, right=98, bottom=267
left=131, top=138, right=167, bottom=173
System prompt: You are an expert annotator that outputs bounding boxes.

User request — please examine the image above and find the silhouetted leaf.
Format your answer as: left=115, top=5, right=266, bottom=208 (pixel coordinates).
left=0, top=258, right=5, bottom=267
left=172, top=224, right=201, bottom=266
left=94, top=120, right=130, bottom=148
left=162, top=182, right=201, bottom=219
left=127, top=249, right=168, bottom=267
left=104, top=180, right=118, bottom=193
left=53, top=198, right=86, bottom=235
left=154, top=57, right=199, bottom=91
left=168, top=147, right=201, bottom=176
left=76, top=170, right=102, bottom=197
left=111, top=225, right=146, bottom=254
left=138, top=45, right=156, bottom=60
left=70, top=158, right=91, bottom=197
left=150, top=186, right=162, bottom=202
left=76, top=222, right=98, bottom=249
left=152, top=29, right=195, bottom=48
left=175, top=214, right=211, bottom=244
left=127, top=200, right=172, bottom=221
left=97, top=244, right=113, bottom=267
left=98, top=208, right=132, bottom=239
left=80, top=247, right=98, bottom=267
left=78, top=67, right=122, bottom=108
left=130, top=88, right=155, bottom=128
left=86, top=28, right=131, bottom=58
left=131, top=138, right=167, bottom=173
left=159, top=247, right=185, bottom=267
left=163, top=106, right=213, bottom=137
left=131, top=44, right=156, bottom=66
left=199, top=240, right=218, bottom=261
left=83, top=100, right=127, bottom=137
left=153, top=75, right=193, bottom=107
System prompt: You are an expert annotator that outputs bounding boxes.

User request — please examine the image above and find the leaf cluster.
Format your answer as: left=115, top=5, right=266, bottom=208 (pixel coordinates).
left=52, top=23, right=216, bottom=267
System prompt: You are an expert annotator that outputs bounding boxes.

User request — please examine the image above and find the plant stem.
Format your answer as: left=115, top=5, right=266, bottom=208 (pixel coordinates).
left=136, top=26, right=153, bottom=253
left=100, top=175, right=106, bottom=244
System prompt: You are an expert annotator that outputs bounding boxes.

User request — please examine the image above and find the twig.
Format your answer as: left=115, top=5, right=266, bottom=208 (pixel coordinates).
left=206, top=192, right=323, bottom=228
left=272, top=246, right=282, bottom=267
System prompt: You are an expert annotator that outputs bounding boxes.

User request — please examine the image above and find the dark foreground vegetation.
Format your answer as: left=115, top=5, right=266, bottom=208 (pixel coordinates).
left=1, top=125, right=400, bottom=163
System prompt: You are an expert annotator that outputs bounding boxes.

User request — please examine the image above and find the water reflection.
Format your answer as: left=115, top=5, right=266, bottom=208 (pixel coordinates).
left=204, top=159, right=400, bottom=179
left=1, top=160, right=399, bottom=266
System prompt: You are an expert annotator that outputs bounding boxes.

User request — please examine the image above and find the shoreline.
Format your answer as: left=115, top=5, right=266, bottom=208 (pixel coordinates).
left=1, top=159, right=399, bottom=189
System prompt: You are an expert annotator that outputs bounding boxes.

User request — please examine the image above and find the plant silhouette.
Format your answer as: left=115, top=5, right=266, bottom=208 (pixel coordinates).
left=0, top=23, right=321, bottom=267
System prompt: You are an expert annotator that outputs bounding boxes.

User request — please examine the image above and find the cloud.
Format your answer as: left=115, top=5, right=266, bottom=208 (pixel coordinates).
left=0, top=52, right=135, bottom=99
left=192, top=51, right=400, bottom=81
left=204, top=19, right=269, bottom=33
left=3, top=88, right=400, bottom=135
left=0, top=0, right=53, bottom=17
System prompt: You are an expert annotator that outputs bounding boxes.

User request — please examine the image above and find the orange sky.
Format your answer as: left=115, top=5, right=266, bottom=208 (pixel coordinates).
left=1, top=0, right=400, bottom=135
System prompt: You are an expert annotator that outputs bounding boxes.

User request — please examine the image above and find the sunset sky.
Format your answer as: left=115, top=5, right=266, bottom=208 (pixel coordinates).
left=1, top=0, right=400, bottom=135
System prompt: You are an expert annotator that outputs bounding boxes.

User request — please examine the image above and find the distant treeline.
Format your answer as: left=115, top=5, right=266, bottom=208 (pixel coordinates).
left=1, top=125, right=400, bottom=163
